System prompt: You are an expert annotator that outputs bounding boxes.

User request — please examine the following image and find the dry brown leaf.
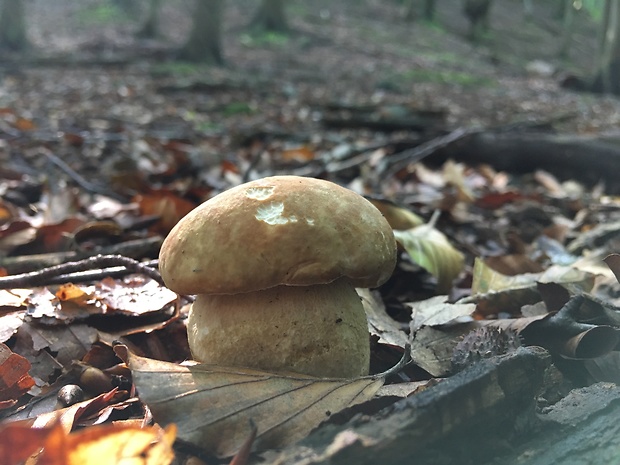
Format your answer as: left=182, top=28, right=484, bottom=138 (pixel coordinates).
left=116, top=345, right=407, bottom=458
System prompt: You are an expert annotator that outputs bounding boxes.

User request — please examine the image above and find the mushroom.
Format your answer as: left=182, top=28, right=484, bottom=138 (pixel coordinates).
left=159, top=175, right=396, bottom=378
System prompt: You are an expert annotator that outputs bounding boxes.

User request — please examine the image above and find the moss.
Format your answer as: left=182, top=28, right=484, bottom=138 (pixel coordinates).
left=240, top=31, right=290, bottom=48
left=75, top=4, right=129, bottom=24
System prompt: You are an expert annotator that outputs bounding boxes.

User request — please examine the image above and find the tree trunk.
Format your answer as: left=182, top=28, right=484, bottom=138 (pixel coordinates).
left=178, top=0, right=224, bottom=64
left=250, top=0, right=288, bottom=33
left=463, top=0, right=493, bottom=42
left=0, top=0, right=29, bottom=52
left=590, top=0, right=620, bottom=94
left=557, top=1, right=576, bottom=58
left=112, top=0, right=140, bottom=20
left=137, top=0, right=162, bottom=39
left=423, top=0, right=436, bottom=21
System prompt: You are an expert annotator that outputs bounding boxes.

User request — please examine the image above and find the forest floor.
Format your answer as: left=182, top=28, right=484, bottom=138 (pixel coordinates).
left=2, top=1, right=620, bottom=463
left=4, top=0, right=620, bottom=143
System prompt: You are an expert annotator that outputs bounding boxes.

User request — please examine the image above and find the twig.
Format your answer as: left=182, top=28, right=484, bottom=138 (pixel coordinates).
left=0, top=255, right=163, bottom=289
left=43, top=259, right=159, bottom=285
left=39, top=147, right=128, bottom=202
left=0, top=236, right=162, bottom=275
left=379, top=127, right=474, bottom=181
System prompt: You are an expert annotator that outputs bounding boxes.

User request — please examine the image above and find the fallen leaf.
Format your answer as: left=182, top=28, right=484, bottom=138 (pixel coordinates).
left=604, top=253, right=620, bottom=284
left=358, top=288, right=409, bottom=349
left=280, top=146, right=315, bottom=163
left=36, top=421, right=175, bottom=465
left=408, top=295, right=475, bottom=332
left=0, top=420, right=53, bottom=463
left=394, top=224, right=465, bottom=293
left=0, top=342, right=35, bottom=408
left=116, top=345, right=407, bottom=458
left=367, top=199, right=424, bottom=230
left=467, top=258, right=543, bottom=315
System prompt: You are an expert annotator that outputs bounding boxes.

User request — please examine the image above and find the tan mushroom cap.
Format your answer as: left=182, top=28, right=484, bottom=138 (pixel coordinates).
left=159, top=175, right=396, bottom=295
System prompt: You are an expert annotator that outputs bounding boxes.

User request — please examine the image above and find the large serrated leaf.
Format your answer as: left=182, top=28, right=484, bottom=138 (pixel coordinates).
left=394, top=225, right=464, bottom=293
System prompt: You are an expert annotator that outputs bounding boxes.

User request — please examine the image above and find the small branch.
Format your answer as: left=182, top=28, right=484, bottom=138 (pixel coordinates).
left=379, top=127, right=474, bottom=181
left=0, top=236, right=162, bottom=275
left=43, top=259, right=159, bottom=285
left=0, top=255, right=162, bottom=289
left=39, top=147, right=128, bottom=202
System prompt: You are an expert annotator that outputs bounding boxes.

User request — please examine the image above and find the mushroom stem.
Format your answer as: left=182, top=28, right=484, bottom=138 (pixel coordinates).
left=187, top=278, right=370, bottom=378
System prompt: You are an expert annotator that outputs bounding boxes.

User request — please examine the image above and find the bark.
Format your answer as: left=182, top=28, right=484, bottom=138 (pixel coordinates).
left=178, top=0, right=224, bottom=64
left=0, top=0, right=29, bottom=52
left=267, top=347, right=552, bottom=464
left=250, top=0, right=288, bottom=33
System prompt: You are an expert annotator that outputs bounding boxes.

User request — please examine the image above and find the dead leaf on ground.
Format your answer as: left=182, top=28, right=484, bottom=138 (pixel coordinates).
left=116, top=344, right=407, bottom=458
left=367, top=198, right=424, bottom=230
left=408, top=295, right=475, bottom=332
left=0, top=342, right=35, bottom=409
left=359, top=288, right=409, bottom=349
left=394, top=224, right=465, bottom=293
left=0, top=420, right=176, bottom=465
left=603, top=253, right=620, bottom=284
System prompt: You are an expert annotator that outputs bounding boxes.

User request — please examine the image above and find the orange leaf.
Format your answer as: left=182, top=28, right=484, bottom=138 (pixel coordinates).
left=14, top=117, right=36, bottom=131
left=39, top=423, right=176, bottom=465
left=0, top=342, right=35, bottom=406
left=55, top=283, right=90, bottom=302
left=280, top=146, right=315, bottom=163
left=134, top=191, right=196, bottom=234
left=0, top=420, right=52, bottom=463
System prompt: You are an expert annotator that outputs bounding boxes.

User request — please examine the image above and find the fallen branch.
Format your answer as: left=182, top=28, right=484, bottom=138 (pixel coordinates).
left=0, top=236, right=162, bottom=275
left=0, top=254, right=162, bottom=289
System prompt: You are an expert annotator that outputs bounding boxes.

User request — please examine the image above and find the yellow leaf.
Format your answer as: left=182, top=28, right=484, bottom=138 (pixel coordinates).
left=367, top=198, right=424, bottom=230
left=394, top=225, right=464, bottom=293
left=59, top=424, right=176, bottom=465
left=116, top=345, right=406, bottom=458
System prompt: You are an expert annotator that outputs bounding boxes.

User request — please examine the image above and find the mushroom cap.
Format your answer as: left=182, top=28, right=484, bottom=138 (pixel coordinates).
left=159, top=175, right=396, bottom=295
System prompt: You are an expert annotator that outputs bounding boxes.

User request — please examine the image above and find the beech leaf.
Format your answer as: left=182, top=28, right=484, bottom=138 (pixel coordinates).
left=394, top=225, right=464, bottom=293
left=115, top=345, right=408, bottom=458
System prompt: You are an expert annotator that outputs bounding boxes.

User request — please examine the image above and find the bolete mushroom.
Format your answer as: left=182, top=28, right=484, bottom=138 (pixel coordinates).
left=159, top=175, right=396, bottom=378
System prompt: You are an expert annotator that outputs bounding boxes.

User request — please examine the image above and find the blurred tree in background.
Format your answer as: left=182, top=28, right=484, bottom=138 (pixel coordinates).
left=137, top=0, right=163, bottom=38
left=178, top=0, right=224, bottom=64
left=0, top=0, right=29, bottom=52
left=250, top=0, right=288, bottom=33
left=591, top=0, right=620, bottom=94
